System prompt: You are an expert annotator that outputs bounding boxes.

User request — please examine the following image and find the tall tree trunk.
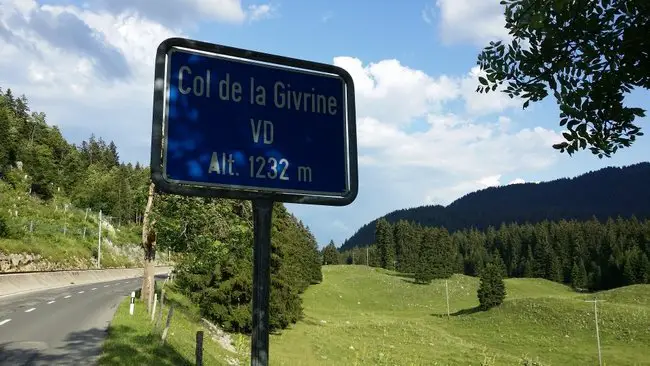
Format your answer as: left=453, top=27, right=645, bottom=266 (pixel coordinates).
left=141, top=182, right=156, bottom=312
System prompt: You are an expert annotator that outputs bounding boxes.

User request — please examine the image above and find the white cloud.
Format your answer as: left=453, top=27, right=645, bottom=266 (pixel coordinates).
left=421, top=4, right=434, bottom=24
left=0, top=0, right=277, bottom=163
left=434, top=0, right=510, bottom=45
left=71, top=0, right=273, bottom=26
left=0, top=0, right=565, bottom=245
left=460, top=66, right=521, bottom=115
left=509, top=178, right=526, bottom=184
left=0, top=1, right=178, bottom=150
left=247, top=4, right=278, bottom=22
left=334, top=56, right=460, bottom=126
left=479, top=175, right=501, bottom=187
left=329, top=56, right=563, bottom=216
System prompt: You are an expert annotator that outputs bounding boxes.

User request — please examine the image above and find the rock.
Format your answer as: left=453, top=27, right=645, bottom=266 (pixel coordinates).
left=200, top=318, right=237, bottom=353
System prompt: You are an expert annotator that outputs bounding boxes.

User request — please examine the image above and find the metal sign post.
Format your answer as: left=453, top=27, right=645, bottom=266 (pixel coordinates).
left=149, top=37, right=358, bottom=366
left=251, top=199, right=273, bottom=365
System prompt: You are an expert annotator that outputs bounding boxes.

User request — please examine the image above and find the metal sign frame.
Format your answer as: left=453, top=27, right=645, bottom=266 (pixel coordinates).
left=150, top=37, right=358, bottom=206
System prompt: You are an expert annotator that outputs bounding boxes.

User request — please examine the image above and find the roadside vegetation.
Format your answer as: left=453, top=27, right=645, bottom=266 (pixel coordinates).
left=100, top=282, right=247, bottom=366
left=0, top=179, right=145, bottom=270
left=102, top=265, right=650, bottom=365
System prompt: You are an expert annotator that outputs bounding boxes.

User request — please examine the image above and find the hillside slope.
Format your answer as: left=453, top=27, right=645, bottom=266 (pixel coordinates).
left=342, top=162, right=650, bottom=250
left=269, top=266, right=650, bottom=365
left=0, top=180, right=154, bottom=271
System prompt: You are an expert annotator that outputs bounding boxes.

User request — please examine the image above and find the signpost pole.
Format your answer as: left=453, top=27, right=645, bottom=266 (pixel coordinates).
left=251, top=199, right=273, bottom=366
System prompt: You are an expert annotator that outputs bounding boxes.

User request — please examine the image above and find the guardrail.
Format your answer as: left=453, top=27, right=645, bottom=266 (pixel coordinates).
left=0, top=266, right=174, bottom=299
left=0, top=265, right=174, bottom=276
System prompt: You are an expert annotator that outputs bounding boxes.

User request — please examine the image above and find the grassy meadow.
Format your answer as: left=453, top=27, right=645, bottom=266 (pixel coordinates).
left=272, top=266, right=649, bottom=365
left=104, top=265, right=650, bottom=365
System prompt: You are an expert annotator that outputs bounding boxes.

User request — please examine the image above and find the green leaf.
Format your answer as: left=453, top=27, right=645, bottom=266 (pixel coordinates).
left=479, top=76, right=489, bottom=86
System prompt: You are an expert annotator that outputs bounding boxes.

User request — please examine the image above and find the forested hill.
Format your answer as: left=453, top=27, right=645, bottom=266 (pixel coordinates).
left=341, top=162, right=650, bottom=251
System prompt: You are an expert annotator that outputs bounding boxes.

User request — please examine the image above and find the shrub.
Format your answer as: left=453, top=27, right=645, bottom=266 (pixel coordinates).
left=477, top=262, right=506, bottom=310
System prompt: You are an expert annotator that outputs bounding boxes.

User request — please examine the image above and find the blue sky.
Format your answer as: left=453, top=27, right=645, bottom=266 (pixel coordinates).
left=1, top=0, right=648, bottom=247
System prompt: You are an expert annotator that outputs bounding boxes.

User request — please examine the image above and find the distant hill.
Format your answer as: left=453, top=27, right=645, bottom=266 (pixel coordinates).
left=341, top=162, right=650, bottom=251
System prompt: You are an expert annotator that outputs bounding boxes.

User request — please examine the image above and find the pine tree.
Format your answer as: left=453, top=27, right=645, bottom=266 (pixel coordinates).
left=415, top=228, right=436, bottom=284
left=375, top=218, right=395, bottom=270
left=491, top=251, right=508, bottom=278
left=429, top=228, right=454, bottom=279
left=571, top=259, right=587, bottom=289
left=0, top=106, right=11, bottom=172
left=548, top=254, right=563, bottom=282
left=477, top=262, right=506, bottom=311
left=322, top=241, right=339, bottom=265
left=393, top=220, right=408, bottom=272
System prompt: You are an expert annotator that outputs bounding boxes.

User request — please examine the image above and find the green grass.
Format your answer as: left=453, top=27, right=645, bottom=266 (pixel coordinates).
left=102, top=265, right=650, bottom=365
left=0, top=183, right=141, bottom=268
left=268, top=265, right=650, bottom=366
left=100, top=284, right=247, bottom=366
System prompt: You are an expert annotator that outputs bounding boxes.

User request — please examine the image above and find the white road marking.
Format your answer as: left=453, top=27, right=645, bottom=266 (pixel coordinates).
left=25, top=308, right=36, bottom=313
left=92, top=288, right=97, bottom=291
left=104, top=285, right=110, bottom=287
left=116, top=283, right=120, bottom=285
left=47, top=301, right=55, bottom=304
left=0, top=319, right=11, bottom=326
left=64, top=295, right=71, bottom=299
left=125, top=281, right=129, bottom=284
left=78, top=291, right=85, bottom=294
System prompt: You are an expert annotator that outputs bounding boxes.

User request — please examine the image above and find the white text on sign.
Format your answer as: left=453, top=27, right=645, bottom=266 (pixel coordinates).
left=176, top=66, right=339, bottom=116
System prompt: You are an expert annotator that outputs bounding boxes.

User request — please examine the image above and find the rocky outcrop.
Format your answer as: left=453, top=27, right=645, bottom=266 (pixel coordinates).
left=0, top=252, right=97, bottom=272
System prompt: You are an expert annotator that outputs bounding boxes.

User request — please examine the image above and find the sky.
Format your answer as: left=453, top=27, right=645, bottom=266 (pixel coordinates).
left=1, top=0, right=648, bottom=247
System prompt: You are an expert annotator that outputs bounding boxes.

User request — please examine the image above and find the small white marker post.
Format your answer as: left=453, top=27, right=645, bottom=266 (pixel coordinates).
left=129, top=291, right=136, bottom=315
left=151, top=293, right=158, bottom=322
left=97, top=210, right=102, bottom=268
left=585, top=298, right=605, bottom=366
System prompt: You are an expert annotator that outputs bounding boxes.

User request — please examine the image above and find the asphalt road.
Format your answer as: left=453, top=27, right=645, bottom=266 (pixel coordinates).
left=0, top=274, right=166, bottom=365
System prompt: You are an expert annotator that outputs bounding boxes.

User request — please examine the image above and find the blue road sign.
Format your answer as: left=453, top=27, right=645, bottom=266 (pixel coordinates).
left=150, top=38, right=358, bottom=206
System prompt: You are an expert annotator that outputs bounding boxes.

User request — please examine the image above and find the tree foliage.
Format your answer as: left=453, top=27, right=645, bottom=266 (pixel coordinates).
left=340, top=216, right=650, bottom=291
left=477, top=262, right=506, bottom=311
left=155, top=197, right=322, bottom=333
left=476, top=0, right=649, bottom=157
left=342, top=162, right=650, bottom=251
left=322, top=240, right=339, bottom=265
left=0, top=86, right=149, bottom=220
left=375, top=218, right=395, bottom=270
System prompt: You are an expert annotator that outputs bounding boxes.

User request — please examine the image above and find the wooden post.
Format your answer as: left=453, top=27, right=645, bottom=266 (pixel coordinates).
left=161, top=305, right=174, bottom=344
left=156, top=289, right=165, bottom=327
left=196, top=331, right=204, bottom=366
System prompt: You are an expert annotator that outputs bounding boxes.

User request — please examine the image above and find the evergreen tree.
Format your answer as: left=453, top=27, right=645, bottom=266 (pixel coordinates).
left=322, top=241, right=339, bottom=265
left=521, top=246, right=534, bottom=278
left=571, top=259, right=587, bottom=289
left=400, top=222, right=422, bottom=273
left=477, top=263, right=506, bottom=311
left=0, top=106, right=11, bottom=173
left=491, top=251, right=508, bottom=278
left=375, top=218, right=395, bottom=270
left=429, top=228, right=454, bottom=279
left=415, top=228, right=436, bottom=284
left=393, top=220, right=408, bottom=272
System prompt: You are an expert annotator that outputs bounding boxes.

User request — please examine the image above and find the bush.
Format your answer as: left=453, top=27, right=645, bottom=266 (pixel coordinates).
left=0, top=211, right=19, bottom=239
left=0, top=213, right=9, bottom=238
left=477, top=262, right=506, bottom=310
